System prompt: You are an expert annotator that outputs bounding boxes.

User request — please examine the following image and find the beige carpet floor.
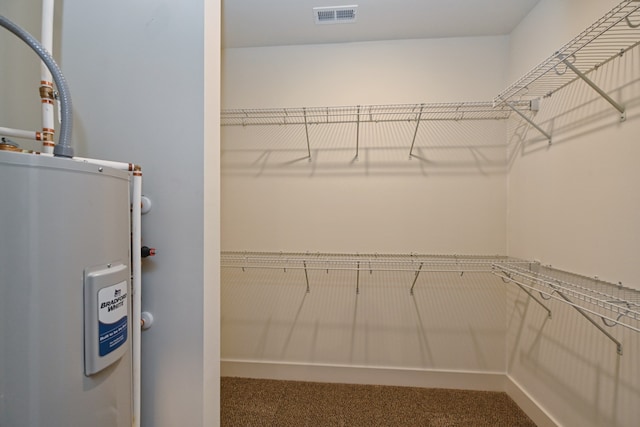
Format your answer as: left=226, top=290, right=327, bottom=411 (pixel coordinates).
left=221, top=377, right=537, bottom=426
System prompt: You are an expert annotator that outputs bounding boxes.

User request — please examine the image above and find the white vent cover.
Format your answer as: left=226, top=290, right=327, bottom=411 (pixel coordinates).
left=313, top=5, right=358, bottom=24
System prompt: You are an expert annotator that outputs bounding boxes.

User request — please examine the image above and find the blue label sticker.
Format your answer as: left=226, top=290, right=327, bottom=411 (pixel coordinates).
left=99, top=316, right=128, bottom=356
left=97, top=281, right=128, bottom=357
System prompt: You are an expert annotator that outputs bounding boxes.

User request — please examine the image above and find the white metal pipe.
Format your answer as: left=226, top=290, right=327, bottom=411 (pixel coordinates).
left=72, top=156, right=137, bottom=171
left=40, top=0, right=55, bottom=154
left=131, top=170, right=142, bottom=427
left=0, top=126, right=42, bottom=141
left=40, top=0, right=54, bottom=70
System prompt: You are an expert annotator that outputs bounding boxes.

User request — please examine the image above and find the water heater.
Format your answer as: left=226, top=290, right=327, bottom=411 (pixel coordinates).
left=0, top=150, right=133, bottom=426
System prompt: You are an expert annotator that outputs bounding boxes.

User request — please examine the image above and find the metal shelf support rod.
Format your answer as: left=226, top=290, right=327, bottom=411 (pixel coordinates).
left=303, top=108, right=312, bottom=160
left=512, top=278, right=553, bottom=319
left=505, top=101, right=552, bottom=142
left=409, top=104, right=425, bottom=159
left=561, top=56, right=626, bottom=121
left=494, top=269, right=552, bottom=318
left=554, top=287, right=623, bottom=356
left=493, top=268, right=633, bottom=351
left=355, top=105, right=361, bottom=160
left=303, top=261, right=310, bottom=293
left=409, top=262, right=424, bottom=296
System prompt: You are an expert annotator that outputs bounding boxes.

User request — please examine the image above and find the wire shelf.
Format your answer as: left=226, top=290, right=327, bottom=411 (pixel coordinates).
left=222, top=2, right=640, bottom=127
left=222, top=251, right=640, bottom=351
left=221, top=251, right=528, bottom=273
left=495, top=0, right=640, bottom=104
left=222, top=1, right=640, bottom=147
left=221, top=101, right=532, bottom=127
left=493, top=263, right=640, bottom=334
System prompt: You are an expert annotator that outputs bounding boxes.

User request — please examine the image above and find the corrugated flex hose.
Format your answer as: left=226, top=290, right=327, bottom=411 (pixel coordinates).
left=0, top=14, right=73, bottom=157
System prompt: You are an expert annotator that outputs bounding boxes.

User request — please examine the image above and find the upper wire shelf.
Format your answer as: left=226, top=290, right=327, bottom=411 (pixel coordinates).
left=495, top=0, right=640, bottom=104
left=221, top=251, right=525, bottom=273
left=222, top=1, right=640, bottom=144
left=221, top=101, right=532, bottom=127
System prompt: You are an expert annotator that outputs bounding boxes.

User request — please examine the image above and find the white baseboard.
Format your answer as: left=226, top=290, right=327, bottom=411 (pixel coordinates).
left=505, top=374, right=559, bottom=427
left=221, top=359, right=506, bottom=391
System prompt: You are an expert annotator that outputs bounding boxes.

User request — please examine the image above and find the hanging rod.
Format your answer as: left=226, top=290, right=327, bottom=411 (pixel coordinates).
left=495, top=0, right=640, bottom=106
left=504, top=101, right=552, bottom=143
left=492, top=263, right=640, bottom=336
left=221, top=101, right=532, bottom=127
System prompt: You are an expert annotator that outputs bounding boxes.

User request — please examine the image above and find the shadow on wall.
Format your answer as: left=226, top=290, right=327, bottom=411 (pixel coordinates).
left=506, top=280, right=640, bottom=427
left=221, top=266, right=507, bottom=372
left=221, top=119, right=509, bottom=178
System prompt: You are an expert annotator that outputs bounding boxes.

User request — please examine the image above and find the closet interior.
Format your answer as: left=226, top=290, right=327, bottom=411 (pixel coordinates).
left=221, top=2, right=640, bottom=426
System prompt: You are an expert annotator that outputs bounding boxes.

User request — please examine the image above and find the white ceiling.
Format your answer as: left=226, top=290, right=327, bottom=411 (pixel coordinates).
left=222, top=0, right=541, bottom=49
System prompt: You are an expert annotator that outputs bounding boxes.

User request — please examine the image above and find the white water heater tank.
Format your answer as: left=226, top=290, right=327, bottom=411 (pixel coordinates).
left=0, top=150, right=132, bottom=426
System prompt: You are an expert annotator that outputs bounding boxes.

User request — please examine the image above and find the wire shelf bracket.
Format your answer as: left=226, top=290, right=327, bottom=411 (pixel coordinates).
left=553, top=285, right=624, bottom=355
left=559, top=54, right=626, bottom=122
left=494, top=0, right=640, bottom=136
left=303, top=260, right=310, bottom=293
left=504, top=101, right=552, bottom=143
left=498, top=270, right=553, bottom=319
left=355, top=106, right=361, bottom=161
left=303, top=108, right=312, bottom=161
left=409, top=262, right=424, bottom=296
left=492, top=262, right=640, bottom=355
left=408, top=104, right=425, bottom=159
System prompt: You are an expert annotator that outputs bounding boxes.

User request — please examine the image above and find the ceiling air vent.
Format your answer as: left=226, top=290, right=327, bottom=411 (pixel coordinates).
left=313, top=5, right=358, bottom=24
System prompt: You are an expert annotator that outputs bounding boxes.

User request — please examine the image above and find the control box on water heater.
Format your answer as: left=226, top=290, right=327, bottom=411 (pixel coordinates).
left=84, top=262, right=130, bottom=376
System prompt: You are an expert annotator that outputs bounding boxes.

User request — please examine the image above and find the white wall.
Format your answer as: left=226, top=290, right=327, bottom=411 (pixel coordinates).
left=223, top=37, right=509, bottom=108
left=222, top=266, right=508, bottom=377
left=506, top=0, right=640, bottom=426
left=222, top=37, right=510, bottom=254
left=221, top=37, right=512, bottom=382
left=58, top=1, right=220, bottom=425
left=0, top=1, right=219, bottom=426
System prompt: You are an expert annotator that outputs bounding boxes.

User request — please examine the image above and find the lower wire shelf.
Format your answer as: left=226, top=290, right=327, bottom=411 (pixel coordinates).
left=492, top=262, right=640, bottom=355
left=222, top=251, right=640, bottom=354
